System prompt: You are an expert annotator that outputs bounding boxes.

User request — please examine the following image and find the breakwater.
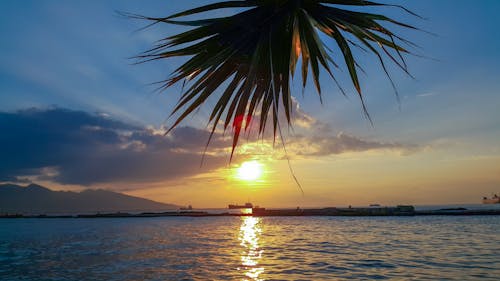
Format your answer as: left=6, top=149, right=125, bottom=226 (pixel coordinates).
left=2, top=205, right=500, bottom=218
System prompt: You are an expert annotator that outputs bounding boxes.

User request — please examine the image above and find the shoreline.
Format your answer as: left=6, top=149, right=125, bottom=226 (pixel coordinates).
left=2, top=205, right=500, bottom=218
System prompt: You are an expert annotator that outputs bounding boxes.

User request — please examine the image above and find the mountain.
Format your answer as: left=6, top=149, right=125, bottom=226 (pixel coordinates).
left=0, top=183, right=178, bottom=214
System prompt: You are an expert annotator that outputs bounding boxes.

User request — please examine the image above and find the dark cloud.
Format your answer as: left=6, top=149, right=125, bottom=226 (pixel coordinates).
left=0, top=107, right=419, bottom=187
left=0, top=108, right=230, bottom=186
left=0, top=175, right=31, bottom=183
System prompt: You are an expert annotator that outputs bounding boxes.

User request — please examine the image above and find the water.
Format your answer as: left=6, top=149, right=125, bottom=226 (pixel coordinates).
left=1, top=216, right=499, bottom=280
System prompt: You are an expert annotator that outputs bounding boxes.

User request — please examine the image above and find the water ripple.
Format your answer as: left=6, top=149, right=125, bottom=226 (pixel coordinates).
left=0, top=216, right=499, bottom=280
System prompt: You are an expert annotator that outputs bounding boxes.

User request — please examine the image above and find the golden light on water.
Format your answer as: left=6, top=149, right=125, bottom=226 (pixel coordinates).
left=237, top=160, right=263, bottom=181
left=238, top=216, right=264, bottom=280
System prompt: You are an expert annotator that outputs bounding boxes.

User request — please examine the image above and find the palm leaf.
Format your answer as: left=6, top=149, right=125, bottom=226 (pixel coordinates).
left=133, top=0, right=420, bottom=155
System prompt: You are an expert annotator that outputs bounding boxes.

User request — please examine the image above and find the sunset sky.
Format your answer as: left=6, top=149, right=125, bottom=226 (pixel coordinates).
left=1, top=0, right=499, bottom=207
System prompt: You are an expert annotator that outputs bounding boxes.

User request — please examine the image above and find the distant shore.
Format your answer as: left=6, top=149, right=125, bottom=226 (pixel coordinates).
left=2, top=205, right=500, bottom=218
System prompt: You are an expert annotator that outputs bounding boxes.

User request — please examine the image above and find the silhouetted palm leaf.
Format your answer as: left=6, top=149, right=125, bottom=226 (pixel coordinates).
left=131, top=0, right=420, bottom=157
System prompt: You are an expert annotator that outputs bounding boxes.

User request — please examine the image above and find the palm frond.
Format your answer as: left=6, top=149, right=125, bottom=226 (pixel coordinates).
left=133, top=0, right=420, bottom=156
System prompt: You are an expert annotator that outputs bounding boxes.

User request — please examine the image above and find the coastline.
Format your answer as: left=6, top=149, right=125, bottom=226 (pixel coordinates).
left=2, top=205, right=500, bottom=218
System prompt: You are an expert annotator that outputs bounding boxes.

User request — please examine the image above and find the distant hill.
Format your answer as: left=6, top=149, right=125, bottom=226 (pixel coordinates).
left=0, top=183, right=178, bottom=214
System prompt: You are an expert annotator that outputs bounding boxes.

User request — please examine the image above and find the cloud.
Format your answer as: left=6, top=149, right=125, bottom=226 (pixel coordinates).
left=0, top=107, right=419, bottom=188
left=416, top=92, right=437, bottom=97
left=0, top=108, right=230, bottom=186
left=277, top=99, right=420, bottom=157
left=290, top=97, right=317, bottom=129
left=235, top=131, right=420, bottom=160
left=289, top=132, right=420, bottom=157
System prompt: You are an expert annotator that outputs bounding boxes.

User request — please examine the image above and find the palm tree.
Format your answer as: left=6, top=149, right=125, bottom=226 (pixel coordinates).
left=129, top=0, right=420, bottom=157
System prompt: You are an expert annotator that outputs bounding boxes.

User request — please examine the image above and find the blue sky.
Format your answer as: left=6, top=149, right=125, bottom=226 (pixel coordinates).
left=1, top=1, right=499, bottom=133
left=1, top=1, right=499, bottom=206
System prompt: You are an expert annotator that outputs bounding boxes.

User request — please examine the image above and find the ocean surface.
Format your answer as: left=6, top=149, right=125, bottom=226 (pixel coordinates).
left=1, top=215, right=499, bottom=280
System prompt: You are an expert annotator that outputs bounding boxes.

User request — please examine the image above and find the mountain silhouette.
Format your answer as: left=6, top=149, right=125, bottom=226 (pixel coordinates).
left=0, top=183, right=178, bottom=214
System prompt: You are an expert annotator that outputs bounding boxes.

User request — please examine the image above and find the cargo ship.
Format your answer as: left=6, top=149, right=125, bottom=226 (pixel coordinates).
left=228, top=202, right=253, bottom=209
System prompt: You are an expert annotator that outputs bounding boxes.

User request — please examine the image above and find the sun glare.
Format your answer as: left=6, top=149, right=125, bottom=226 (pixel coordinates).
left=237, top=160, right=263, bottom=181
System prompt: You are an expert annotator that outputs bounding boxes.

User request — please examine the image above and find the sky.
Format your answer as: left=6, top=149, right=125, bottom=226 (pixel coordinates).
left=1, top=0, right=499, bottom=207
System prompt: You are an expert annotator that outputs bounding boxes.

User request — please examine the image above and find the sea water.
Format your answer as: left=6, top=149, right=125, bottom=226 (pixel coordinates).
left=1, top=216, right=499, bottom=280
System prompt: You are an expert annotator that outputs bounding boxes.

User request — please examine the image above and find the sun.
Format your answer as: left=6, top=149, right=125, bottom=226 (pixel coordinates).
left=237, top=160, right=263, bottom=181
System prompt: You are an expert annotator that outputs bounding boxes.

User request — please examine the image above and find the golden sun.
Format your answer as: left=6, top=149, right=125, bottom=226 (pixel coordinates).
left=237, top=160, right=263, bottom=181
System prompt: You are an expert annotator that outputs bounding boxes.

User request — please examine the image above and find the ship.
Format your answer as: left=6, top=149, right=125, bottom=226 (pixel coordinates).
left=482, top=194, right=500, bottom=204
left=228, top=202, right=253, bottom=209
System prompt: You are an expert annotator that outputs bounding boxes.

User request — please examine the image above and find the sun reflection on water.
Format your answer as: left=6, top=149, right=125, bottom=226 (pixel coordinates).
left=238, top=216, right=264, bottom=280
